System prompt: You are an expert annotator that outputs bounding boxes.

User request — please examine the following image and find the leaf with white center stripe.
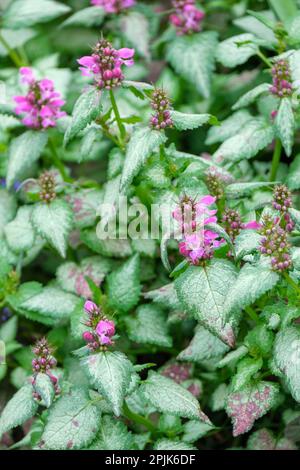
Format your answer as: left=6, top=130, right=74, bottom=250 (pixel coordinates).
left=107, top=254, right=141, bottom=313
left=205, top=110, right=253, bottom=145
left=0, top=384, right=38, bottom=437
left=0, top=189, right=17, bottom=236
left=6, top=131, right=48, bottom=189
left=33, top=373, right=55, bottom=408
left=41, top=388, right=101, bottom=450
left=31, top=199, right=73, bottom=258
left=274, top=98, right=295, bottom=157
left=120, top=127, right=167, bottom=194
left=232, top=83, right=270, bottom=110
left=89, top=415, right=134, bottom=450
left=170, top=111, right=218, bottom=131
left=216, top=34, right=259, bottom=67
left=274, top=326, right=300, bottom=402
left=20, top=286, right=79, bottom=321
left=82, top=351, right=134, bottom=416
left=3, top=0, right=71, bottom=29
left=175, top=259, right=238, bottom=347
left=4, top=206, right=35, bottom=253
left=178, top=326, right=229, bottom=363
left=141, top=371, right=211, bottom=423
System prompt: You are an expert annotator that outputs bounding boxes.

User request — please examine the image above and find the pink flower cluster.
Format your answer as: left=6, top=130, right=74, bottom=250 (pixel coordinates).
left=173, top=195, right=223, bottom=264
left=170, top=0, right=205, bottom=35
left=31, top=338, right=60, bottom=400
left=78, top=39, right=134, bottom=90
left=270, top=59, right=293, bottom=98
left=82, top=300, right=115, bottom=350
left=14, top=68, right=65, bottom=129
left=91, top=0, right=135, bottom=13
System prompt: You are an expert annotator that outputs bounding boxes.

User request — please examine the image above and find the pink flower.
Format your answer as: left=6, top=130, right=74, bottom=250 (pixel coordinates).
left=77, top=39, right=134, bottom=90
left=84, top=300, right=98, bottom=314
left=14, top=68, right=65, bottom=129
left=96, top=319, right=115, bottom=345
left=170, top=0, right=205, bottom=35
left=242, top=220, right=261, bottom=230
left=91, top=0, right=135, bottom=13
left=174, top=194, right=223, bottom=264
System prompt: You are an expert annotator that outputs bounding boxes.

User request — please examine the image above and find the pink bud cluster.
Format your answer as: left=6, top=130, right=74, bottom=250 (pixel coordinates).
left=38, top=171, right=56, bottom=204
left=272, top=185, right=295, bottom=233
left=270, top=59, right=293, bottom=98
left=222, top=208, right=261, bottom=243
left=91, top=0, right=135, bottom=13
left=82, top=301, right=115, bottom=351
left=150, top=88, right=173, bottom=130
left=259, top=216, right=292, bottom=272
left=170, top=0, right=205, bottom=35
left=31, top=338, right=60, bottom=400
left=172, top=194, right=223, bottom=265
left=78, top=39, right=134, bottom=90
left=14, top=68, right=66, bottom=129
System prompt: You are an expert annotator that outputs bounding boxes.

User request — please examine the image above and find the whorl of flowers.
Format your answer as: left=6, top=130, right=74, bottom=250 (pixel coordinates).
left=170, top=0, right=205, bottom=35
left=31, top=338, right=60, bottom=400
left=259, top=185, right=294, bottom=272
left=91, top=0, right=135, bottom=13
left=78, top=39, right=134, bottom=90
left=270, top=59, right=293, bottom=98
left=222, top=208, right=261, bottom=243
left=82, top=300, right=116, bottom=351
left=14, top=68, right=66, bottom=129
left=38, top=172, right=56, bottom=204
left=150, top=88, right=173, bottom=130
left=172, top=194, right=223, bottom=265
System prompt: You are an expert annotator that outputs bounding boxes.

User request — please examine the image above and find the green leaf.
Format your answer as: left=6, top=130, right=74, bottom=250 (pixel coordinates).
left=166, top=32, right=218, bottom=98
left=6, top=131, right=48, bottom=189
left=144, top=283, right=182, bottom=311
left=141, top=371, right=211, bottom=423
left=89, top=415, right=134, bottom=450
left=210, top=384, right=229, bottom=411
left=213, top=118, right=275, bottom=163
left=0, top=28, right=37, bottom=57
left=234, top=11, right=277, bottom=42
left=154, top=439, right=196, bottom=450
left=287, top=153, right=300, bottom=190
left=31, top=199, right=73, bottom=258
left=66, top=189, right=103, bottom=229
left=226, top=381, right=280, bottom=436
left=3, top=0, right=71, bottom=29
left=120, top=12, right=150, bottom=59
left=20, top=286, right=79, bottom=322
left=247, top=428, right=297, bottom=450
left=217, top=345, right=249, bottom=368
left=61, top=6, right=105, bottom=28
left=0, top=384, right=38, bottom=437
left=205, top=110, right=253, bottom=145
left=0, top=316, right=17, bottom=343
left=245, top=324, right=274, bottom=358
left=216, top=33, right=259, bottom=67
left=82, top=351, right=134, bottom=416
left=81, top=229, right=132, bottom=258
left=232, top=83, right=270, bottom=110
left=182, top=420, right=216, bottom=443
left=64, top=88, right=101, bottom=146
left=170, top=111, right=217, bottom=131
left=41, top=388, right=101, bottom=450
left=232, top=357, right=263, bottom=391
left=274, top=326, right=300, bottom=402
left=225, top=181, right=275, bottom=198
left=0, top=189, right=17, bottom=236
left=178, top=326, right=229, bottom=363
left=175, top=259, right=238, bottom=347
left=125, top=304, right=172, bottom=348
left=234, top=230, right=262, bottom=260
left=223, top=259, right=280, bottom=318
left=4, top=206, right=36, bottom=254
left=33, top=373, right=55, bottom=408
left=107, top=254, right=141, bottom=313
left=268, top=0, right=298, bottom=29
left=120, top=127, right=167, bottom=194
left=274, top=98, right=294, bottom=157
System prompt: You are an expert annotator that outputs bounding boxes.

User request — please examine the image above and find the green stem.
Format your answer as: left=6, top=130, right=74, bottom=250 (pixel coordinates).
left=48, top=137, right=72, bottom=183
left=109, top=90, right=126, bottom=143
left=0, top=32, right=23, bottom=67
left=245, top=306, right=260, bottom=324
left=270, top=139, right=282, bottom=181
left=257, top=49, right=272, bottom=68
left=122, top=402, right=157, bottom=434
left=283, top=272, right=300, bottom=296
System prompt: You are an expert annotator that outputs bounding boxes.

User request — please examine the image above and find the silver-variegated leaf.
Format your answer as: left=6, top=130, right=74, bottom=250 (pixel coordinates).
left=0, top=384, right=38, bottom=437
left=274, top=326, right=300, bottom=402
left=4, top=205, right=35, bottom=253
left=274, top=98, right=294, bottom=157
